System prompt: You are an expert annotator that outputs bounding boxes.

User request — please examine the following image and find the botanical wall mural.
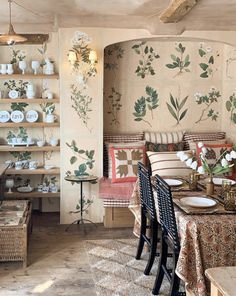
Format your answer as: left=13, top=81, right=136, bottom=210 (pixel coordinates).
left=133, top=86, right=159, bottom=127
left=106, top=87, right=122, bottom=126
left=225, top=92, right=236, bottom=124
left=198, top=42, right=219, bottom=78
left=104, top=43, right=124, bottom=72
left=194, top=88, right=221, bottom=124
left=132, top=41, right=160, bottom=78
left=104, top=39, right=225, bottom=134
left=166, top=89, right=188, bottom=125
left=66, top=140, right=95, bottom=177
left=165, top=43, right=190, bottom=77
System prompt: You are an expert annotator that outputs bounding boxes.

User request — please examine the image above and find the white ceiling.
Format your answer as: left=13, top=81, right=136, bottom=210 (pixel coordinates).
left=0, top=0, right=236, bottom=34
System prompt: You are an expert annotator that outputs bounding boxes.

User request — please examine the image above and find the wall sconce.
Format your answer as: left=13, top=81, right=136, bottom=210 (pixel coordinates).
left=68, top=48, right=98, bottom=87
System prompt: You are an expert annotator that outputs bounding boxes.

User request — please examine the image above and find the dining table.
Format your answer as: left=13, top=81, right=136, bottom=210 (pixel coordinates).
left=128, top=176, right=236, bottom=296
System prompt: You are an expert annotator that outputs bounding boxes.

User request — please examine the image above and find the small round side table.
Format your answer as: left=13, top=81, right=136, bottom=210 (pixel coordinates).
left=64, top=175, right=98, bottom=233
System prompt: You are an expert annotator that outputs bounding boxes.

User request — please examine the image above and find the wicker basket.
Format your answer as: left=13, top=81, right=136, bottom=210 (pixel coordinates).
left=0, top=200, right=32, bottom=268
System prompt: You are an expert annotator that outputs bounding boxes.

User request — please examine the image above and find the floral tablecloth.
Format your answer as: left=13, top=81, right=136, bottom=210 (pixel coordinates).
left=128, top=180, right=236, bottom=296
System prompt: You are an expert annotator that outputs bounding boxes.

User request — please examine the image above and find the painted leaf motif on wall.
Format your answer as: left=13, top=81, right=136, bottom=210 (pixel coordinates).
left=132, top=41, right=160, bottom=79
left=225, top=92, right=236, bottom=124
left=198, top=43, right=219, bottom=78
left=166, top=90, right=188, bottom=125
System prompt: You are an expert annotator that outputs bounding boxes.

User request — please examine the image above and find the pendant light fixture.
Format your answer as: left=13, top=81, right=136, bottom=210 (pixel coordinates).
left=0, top=0, right=27, bottom=45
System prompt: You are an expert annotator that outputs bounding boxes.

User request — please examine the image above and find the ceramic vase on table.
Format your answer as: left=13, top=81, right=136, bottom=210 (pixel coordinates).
left=206, top=174, right=214, bottom=196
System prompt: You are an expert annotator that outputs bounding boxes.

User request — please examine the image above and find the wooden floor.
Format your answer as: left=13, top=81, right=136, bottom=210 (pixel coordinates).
left=0, top=212, right=134, bottom=296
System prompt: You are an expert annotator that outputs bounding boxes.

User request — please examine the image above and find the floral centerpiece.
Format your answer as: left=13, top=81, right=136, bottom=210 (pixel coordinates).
left=177, top=142, right=236, bottom=194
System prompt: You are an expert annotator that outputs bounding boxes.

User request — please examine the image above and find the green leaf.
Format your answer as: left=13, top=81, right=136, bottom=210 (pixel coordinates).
left=134, top=118, right=142, bottom=122
left=179, top=96, right=188, bottom=110
left=200, top=72, right=208, bottom=78
left=233, top=113, right=236, bottom=124
left=200, top=63, right=208, bottom=71
left=226, top=101, right=232, bottom=111
left=199, top=49, right=206, bottom=57
left=166, top=64, right=177, bottom=69
left=132, top=44, right=139, bottom=49
left=78, top=149, right=85, bottom=154
left=170, top=94, right=177, bottom=110
left=179, top=109, right=188, bottom=121
left=70, top=156, right=77, bottom=165
left=209, top=56, right=214, bottom=64
left=166, top=103, right=178, bottom=121
left=171, top=54, right=177, bottom=61
left=144, top=46, right=148, bottom=54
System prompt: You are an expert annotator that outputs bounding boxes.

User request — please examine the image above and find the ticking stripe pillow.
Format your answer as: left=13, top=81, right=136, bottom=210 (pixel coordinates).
left=144, top=130, right=185, bottom=144
left=183, top=132, right=226, bottom=150
left=103, top=133, right=144, bottom=177
left=147, top=150, right=192, bottom=177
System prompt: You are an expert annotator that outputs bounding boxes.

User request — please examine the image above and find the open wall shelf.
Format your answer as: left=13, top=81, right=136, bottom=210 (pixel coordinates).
left=0, top=74, right=59, bottom=79
left=6, top=168, right=60, bottom=175
left=4, top=191, right=60, bottom=199
left=0, top=98, right=60, bottom=103
left=0, top=122, right=60, bottom=128
left=0, top=145, right=60, bottom=152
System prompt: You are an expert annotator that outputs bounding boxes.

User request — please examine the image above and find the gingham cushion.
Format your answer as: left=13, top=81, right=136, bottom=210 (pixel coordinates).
left=183, top=132, right=226, bottom=150
left=147, top=150, right=192, bottom=177
left=103, top=199, right=130, bottom=207
left=103, top=133, right=144, bottom=177
left=144, top=130, right=185, bottom=144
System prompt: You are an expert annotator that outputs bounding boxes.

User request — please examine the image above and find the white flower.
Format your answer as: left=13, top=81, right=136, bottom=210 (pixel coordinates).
left=201, top=147, right=207, bottom=155
left=199, top=42, right=205, bottom=48
left=198, top=142, right=204, bottom=148
left=230, top=150, right=236, bottom=159
left=180, top=153, right=188, bottom=162
left=186, top=158, right=193, bottom=167
left=225, top=153, right=232, bottom=162
left=197, top=166, right=205, bottom=174
left=177, top=151, right=185, bottom=158
left=190, top=161, right=198, bottom=170
left=206, top=46, right=212, bottom=53
left=221, top=158, right=228, bottom=168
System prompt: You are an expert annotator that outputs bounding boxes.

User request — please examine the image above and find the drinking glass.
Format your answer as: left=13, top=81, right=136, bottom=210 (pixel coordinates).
left=221, top=180, right=231, bottom=200
left=31, top=61, right=40, bottom=75
left=19, top=61, right=27, bottom=75
left=5, top=178, right=14, bottom=193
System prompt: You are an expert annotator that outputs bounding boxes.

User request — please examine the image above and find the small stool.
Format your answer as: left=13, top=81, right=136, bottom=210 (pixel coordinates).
left=205, top=267, right=236, bottom=296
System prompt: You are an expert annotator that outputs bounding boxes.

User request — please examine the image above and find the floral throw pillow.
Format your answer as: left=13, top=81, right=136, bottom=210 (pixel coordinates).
left=110, top=146, right=146, bottom=183
left=146, top=141, right=185, bottom=152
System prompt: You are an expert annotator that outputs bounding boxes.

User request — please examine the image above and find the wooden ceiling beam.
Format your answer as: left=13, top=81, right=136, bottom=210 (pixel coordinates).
left=160, top=0, right=200, bottom=23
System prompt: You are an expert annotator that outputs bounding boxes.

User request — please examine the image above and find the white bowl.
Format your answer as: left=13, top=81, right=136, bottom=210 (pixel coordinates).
left=37, top=140, right=45, bottom=147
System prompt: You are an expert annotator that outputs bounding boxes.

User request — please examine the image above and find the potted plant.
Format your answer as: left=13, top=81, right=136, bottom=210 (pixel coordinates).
left=40, top=102, right=56, bottom=123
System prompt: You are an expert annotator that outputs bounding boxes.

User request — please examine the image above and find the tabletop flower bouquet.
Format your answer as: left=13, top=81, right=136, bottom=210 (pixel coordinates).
left=177, top=142, right=236, bottom=194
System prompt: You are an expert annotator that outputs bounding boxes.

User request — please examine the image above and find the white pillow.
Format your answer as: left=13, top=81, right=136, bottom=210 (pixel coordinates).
left=147, top=150, right=192, bottom=177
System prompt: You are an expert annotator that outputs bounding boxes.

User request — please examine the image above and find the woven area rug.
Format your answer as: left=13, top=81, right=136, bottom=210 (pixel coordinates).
left=85, top=238, right=170, bottom=296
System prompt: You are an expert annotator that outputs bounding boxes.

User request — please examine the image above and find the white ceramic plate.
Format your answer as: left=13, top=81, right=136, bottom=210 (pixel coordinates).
left=26, top=110, right=38, bottom=123
left=17, top=186, right=34, bottom=193
left=212, top=178, right=236, bottom=186
left=8, top=90, right=19, bottom=99
left=164, top=179, right=183, bottom=187
left=0, top=110, right=10, bottom=123
left=10, top=110, right=24, bottom=123
left=180, top=196, right=217, bottom=208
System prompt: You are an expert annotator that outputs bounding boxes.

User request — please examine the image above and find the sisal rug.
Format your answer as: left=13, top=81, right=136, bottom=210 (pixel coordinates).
left=85, top=238, right=171, bottom=296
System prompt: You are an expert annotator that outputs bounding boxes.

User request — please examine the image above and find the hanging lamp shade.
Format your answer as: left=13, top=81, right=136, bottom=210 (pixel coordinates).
left=0, top=0, right=27, bottom=45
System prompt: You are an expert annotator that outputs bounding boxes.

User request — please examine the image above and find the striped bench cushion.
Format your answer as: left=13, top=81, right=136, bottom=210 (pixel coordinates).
left=103, top=199, right=130, bottom=207
left=144, top=130, right=185, bottom=144
left=147, top=150, right=192, bottom=177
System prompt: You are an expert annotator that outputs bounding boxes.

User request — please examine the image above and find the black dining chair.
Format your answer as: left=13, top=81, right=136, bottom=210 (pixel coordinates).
left=152, top=175, right=185, bottom=296
left=135, top=162, right=159, bottom=275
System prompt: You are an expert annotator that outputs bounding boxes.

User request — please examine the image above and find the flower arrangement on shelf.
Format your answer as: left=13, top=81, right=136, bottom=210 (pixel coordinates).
left=177, top=142, right=236, bottom=177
